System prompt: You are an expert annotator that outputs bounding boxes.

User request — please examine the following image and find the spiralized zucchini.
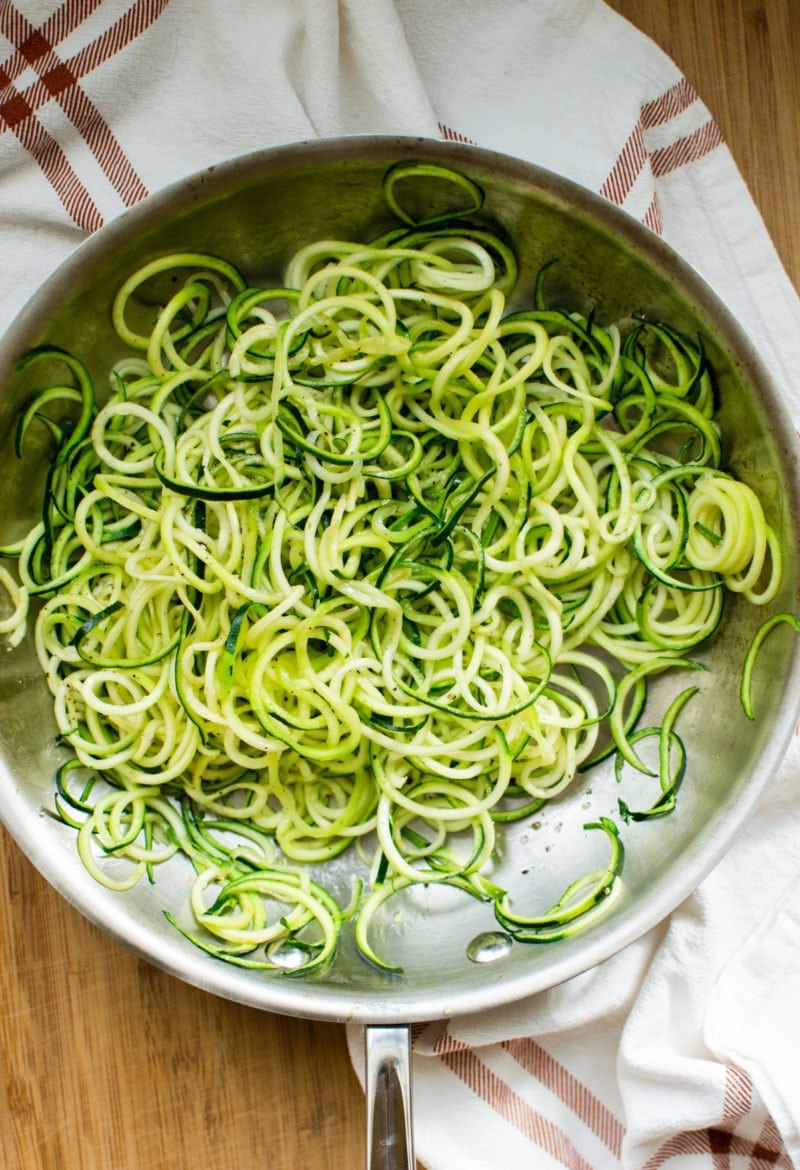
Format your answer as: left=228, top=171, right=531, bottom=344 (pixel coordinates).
left=0, top=162, right=785, bottom=973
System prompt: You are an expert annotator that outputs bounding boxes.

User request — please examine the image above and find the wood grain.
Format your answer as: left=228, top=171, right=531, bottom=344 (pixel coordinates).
left=1, top=4, right=797, bottom=1169
left=0, top=837, right=364, bottom=1170
left=607, top=0, right=800, bottom=289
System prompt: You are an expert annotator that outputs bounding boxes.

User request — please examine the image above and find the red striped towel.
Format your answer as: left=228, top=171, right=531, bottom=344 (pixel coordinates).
left=1, top=3, right=798, bottom=1167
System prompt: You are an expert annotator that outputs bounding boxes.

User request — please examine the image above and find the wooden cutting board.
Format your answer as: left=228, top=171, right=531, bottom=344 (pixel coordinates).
left=1, top=4, right=797, bottom=1168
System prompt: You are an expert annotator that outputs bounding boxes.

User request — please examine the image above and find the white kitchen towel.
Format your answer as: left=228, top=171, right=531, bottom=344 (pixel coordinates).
left=0, top=2, right=798, bottom=1168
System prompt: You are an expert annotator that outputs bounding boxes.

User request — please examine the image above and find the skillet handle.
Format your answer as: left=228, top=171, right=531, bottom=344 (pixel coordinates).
left=364, top=1024, right=415, bottom=1170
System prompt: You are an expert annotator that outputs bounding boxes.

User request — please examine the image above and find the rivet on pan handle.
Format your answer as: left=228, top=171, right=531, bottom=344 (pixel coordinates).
left=364, top=1024, right=415, bottom=1170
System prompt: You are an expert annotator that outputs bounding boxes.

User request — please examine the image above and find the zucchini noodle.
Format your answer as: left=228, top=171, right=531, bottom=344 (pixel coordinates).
left=1, top=162, right=784, bottom=973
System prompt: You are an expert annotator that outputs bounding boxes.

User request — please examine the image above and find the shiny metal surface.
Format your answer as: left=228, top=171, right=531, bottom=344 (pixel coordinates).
left=0, top=137, right=798, bottom=1027
left=365, top=1026, right=414, bottom=1170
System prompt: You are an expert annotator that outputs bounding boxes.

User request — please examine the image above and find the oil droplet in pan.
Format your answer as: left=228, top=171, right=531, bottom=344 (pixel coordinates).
left=466, top=931, right=514, bottom=964
left=266, top=941, right=311, bottom=970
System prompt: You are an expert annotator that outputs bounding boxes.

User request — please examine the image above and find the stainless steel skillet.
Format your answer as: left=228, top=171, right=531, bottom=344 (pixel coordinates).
left=0, top=137, right=798, bottom=1169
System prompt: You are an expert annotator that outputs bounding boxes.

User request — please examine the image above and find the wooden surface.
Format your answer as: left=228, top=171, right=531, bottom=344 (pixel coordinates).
left=608, top=0, right=800, bottom=291
left=1, top=4, right=797, bottom=1169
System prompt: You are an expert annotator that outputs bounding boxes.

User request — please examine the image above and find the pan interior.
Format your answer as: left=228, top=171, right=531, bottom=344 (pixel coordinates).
left=0, top=137, right=797, bottom=1024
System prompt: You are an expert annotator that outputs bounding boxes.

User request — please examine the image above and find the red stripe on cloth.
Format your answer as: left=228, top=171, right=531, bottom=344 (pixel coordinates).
left=438, top=122, right=476, bottom=145
left=619, top=1063, right=791, bottom=1170
left=750, top=1116, right=794, bottom=1170
left=56, top=83, right=148, bottom=205
left=599, top=76, right=724, bottom=233
left=639, top=1127, right=771, bottom=1169
left=46, top=0, right=106, bottom=48
left=0, top=0, right=167, bottom=226
left=409, top=1021, right=428, bottom=1045
left=433, top=1027, right=475, bottom=1056
left=67, top=0, right=172, bottom=79
left=0, top=4, right=26, bottom=51
left=0, top=0, right=104, bottom=90
left=640, top=1127, right=714, bottom=1169
left=502, top=1037, right=624, bottom=1159
left=439, top=1043, right=596, bottom=1170
left=738, top=1134, right=785, bottom=1168
left=599, top=120, right=647, bottom=206
left=640, top=76, right=698, bottom=130
left=6, top=96, right=102, bottom=231
left=600, top=77, right=696, bottom=209
left=710, top=1127, right=735, bottom=1170
left=641, top=1118, right=790, bottom=1168
left=643, top=193, right=663, bottom=234
left=723, top=1064, right=753, bottom=1122
left=53, top=0, right=173, bottom=208
left=650, top=119, right=725, bottom=178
